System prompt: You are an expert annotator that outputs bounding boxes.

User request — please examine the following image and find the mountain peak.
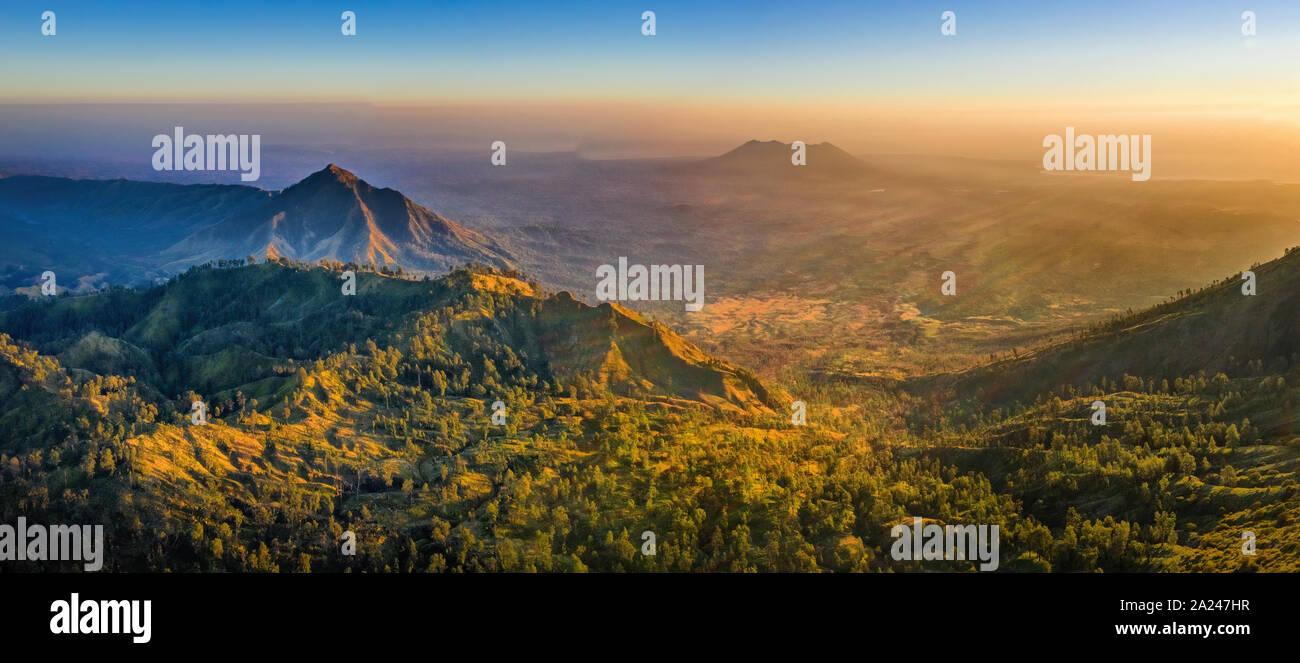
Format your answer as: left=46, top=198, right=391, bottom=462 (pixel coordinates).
left=163, top=163, right=516, bottom=275
left=300, top=163, right=362, bottom=189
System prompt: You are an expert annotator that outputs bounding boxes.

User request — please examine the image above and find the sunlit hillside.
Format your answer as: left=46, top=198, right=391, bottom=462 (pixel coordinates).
left=1, top=253, right=1295, bottom=572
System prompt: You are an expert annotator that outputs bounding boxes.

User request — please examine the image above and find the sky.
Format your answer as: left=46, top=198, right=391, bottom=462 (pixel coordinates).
left=1, top=1, right=1298, bottom=170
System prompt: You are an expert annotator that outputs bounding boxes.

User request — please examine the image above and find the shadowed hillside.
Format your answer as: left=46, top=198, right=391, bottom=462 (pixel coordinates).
left=944, top=245, right=1300, bottom=407
left=0, top=176, right=270, bottom=287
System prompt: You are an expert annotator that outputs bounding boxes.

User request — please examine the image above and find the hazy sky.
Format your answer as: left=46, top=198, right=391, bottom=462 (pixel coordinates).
left=2, top=1, right=1299, bottom=172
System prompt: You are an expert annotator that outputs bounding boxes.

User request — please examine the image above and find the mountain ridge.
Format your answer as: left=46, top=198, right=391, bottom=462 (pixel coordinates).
left=162, top=164, right=515, bottom=274
left=0, top=260, right=774, bottom=412
left=0, top=165, right=515, bottom=290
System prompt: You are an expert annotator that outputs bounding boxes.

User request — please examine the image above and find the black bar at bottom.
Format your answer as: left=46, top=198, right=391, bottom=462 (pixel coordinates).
left=0, top=572, right=1287, bottom=654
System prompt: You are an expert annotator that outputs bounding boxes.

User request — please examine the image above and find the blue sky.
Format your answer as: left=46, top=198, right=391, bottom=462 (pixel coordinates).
left=1, top=0, right=1296, bottom=106
left=1, top=1, right=1298, bottom=167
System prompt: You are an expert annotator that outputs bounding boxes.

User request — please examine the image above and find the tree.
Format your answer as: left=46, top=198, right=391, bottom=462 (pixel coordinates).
left=98, top=448, right=115, bottom=475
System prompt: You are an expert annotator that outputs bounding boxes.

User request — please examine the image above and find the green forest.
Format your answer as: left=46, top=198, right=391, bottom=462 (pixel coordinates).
left=1, top=255, right=1296, bottom=572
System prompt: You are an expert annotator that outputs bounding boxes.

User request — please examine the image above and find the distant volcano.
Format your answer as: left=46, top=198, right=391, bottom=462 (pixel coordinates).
left=700, top=139, right=874, bottom=178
